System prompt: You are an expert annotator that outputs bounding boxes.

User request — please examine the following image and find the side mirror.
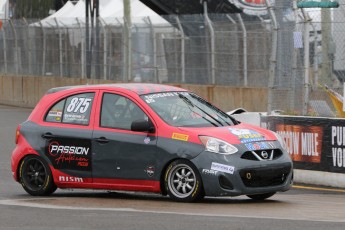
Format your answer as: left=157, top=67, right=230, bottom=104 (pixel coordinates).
left=131, top=119, right=155, bottom=133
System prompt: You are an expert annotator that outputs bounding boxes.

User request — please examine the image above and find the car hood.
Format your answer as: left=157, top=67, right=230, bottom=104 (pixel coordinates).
left=177, top=123, right=277, bottom=145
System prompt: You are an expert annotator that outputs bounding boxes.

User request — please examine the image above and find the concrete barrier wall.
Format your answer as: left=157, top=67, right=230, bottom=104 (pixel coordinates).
left=0, top=75, right=128, bottom=108
left=0, top=75, right=268, bottom=111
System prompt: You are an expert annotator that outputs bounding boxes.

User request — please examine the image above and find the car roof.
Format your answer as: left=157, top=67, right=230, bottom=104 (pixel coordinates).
left=46, top=83, right=188, bottom=95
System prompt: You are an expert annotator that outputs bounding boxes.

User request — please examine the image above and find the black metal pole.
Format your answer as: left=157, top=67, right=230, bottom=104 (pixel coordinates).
left=85, top=0, right=99, bottom=79
left=86, top=0, right=90, bottom=78
left=95, top=0, right=100, bottom=79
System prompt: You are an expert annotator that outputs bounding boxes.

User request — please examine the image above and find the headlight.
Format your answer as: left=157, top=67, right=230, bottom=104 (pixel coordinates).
left=272, top=131, right=286, bottom=149
left=199, top=136, right=238, bottom=155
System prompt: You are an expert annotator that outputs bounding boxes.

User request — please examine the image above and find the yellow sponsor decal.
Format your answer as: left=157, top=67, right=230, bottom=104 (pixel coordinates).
left=172, top=133, right=189, bottom=141
left=238, top=133, right=262, bottom=139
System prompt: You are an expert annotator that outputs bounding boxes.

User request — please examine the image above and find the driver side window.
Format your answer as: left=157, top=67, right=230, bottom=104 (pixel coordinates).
left=100, top=93, right=147, bottom=130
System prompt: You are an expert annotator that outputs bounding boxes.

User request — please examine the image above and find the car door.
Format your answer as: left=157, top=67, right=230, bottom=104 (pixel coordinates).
left=41, top=91, right=97, bottom=182
left=91, top=91, right=159, bottom=190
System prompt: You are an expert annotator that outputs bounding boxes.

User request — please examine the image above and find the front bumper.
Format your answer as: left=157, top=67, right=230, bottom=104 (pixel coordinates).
left=191, top=147, right=293, bottom=197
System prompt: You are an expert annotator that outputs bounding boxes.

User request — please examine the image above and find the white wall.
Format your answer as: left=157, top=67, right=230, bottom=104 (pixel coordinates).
left=0, top=0, right=9, bottom=19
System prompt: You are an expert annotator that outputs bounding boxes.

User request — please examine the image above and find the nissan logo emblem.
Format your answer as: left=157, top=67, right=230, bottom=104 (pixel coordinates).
left=261, top=151, right=269, bottom=159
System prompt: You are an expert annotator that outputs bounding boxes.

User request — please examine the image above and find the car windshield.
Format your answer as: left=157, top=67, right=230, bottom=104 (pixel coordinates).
left=141, top=92, right=235, bottom=127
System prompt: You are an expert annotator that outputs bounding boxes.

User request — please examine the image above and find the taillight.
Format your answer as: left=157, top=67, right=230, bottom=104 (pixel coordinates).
left=15, top=125, right=21, bottom=144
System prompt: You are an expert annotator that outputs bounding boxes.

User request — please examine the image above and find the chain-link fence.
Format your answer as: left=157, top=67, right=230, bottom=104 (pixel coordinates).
left=0, top=0, right=344, bottom=117
left=0, top=14, right=273, bottom=84
left=277, top=0, right=345, bottom=117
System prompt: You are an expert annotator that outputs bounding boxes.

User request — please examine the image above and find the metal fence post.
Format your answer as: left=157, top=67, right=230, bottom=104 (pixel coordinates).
left=9, top=19, right=19, bottom=75
left=39, top=21, right=46, bottom=76
left=321, top=6, right=332, bottom=85
left=291, top=0, right=299, bottom=111
left=2, top=20, right=8, bottom=73
left=226, top=14, right=236, bottom=24
left=95, top=17, right=101, bottom=79
left=123, top=18, right=132, bottom=82
left=302, top=10, right=311, bottom=115
left=76, top=18, right=85, bottom=79
left=203, top=1, right=215, bottom=85
left=146, top=17, right=158, bottom=83
left=266, top=0, right=278, bottom=114
left=175, top=16, right=185, bottom=83
left=99, top=18, right=107, bottom=80
left=54, top=18, right=63, bottom=77
left=312, top=24, right=318, bottom=89
left=237, top=13, right=248, bottom=87
left=23, top=18, right=32, bottom=75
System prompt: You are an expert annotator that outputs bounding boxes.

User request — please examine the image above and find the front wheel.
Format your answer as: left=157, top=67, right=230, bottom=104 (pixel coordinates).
left=247, top=192, right=276, bottom=200
left=19, top=155, right=57, bottom=196
left=165, top=159, right=204, bottom=202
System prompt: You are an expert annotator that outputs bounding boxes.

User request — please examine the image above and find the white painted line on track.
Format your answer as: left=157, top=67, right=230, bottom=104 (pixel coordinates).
left=0, top=198, right=136, bottom=211
left=0, top=198, right=344, bottom=223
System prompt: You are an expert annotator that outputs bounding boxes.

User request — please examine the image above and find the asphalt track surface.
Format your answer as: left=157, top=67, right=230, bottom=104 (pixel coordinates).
left=1, top=104, right=345, bottom=230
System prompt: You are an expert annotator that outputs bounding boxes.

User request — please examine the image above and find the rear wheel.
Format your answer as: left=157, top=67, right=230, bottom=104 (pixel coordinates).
left=165, top=159, right=204, bottom=202
left=19, top=155, right=57, bottom=196
left=247, top=192, right=276, bottom=200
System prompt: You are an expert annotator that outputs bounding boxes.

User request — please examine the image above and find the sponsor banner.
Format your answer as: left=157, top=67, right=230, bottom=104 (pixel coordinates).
left=276, top=124, right=322, bottom=163
left=211, top=162, right=235, bottom=174
left=231, top=0, right=274, bottom=16
left=45, top=137, right=92, bottom=171
left=262, top=116, right=345, bottom=173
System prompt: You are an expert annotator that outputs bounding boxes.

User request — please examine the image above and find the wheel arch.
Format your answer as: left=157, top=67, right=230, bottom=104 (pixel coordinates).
left=15, top=153, right=37, bottom=182
left=17, top=153, right=57, bottom=196
left=159, top=157, right=204, bottom=198
left=160, top=158, right=180, bottom=196
left=16, top=153, right=55, bottom=182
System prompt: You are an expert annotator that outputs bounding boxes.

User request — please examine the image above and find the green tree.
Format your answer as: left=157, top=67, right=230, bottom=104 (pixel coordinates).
left=13, top=0, right=55, bottom=19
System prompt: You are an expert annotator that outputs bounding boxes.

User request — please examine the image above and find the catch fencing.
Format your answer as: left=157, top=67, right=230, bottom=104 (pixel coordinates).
left=0, top=15, right=272, bottom=85
left=0, top=0, right=344, bottom=116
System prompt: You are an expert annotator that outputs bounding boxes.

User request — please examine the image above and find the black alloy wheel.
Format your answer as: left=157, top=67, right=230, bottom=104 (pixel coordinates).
left=19, top=155, right=57, bottom=196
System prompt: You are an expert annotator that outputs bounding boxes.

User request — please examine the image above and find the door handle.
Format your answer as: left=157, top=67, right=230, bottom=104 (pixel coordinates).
left=42, top=132, right=54, bottom=139
left=95, top=137, right=109, bottom=144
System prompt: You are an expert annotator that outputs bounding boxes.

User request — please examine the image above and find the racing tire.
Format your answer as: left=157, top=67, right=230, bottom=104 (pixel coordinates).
left=165, top=159, right=204, bottom=202
left=247, top=192, right=276, bottom=200
left=19, top=155, right=57, bottom=196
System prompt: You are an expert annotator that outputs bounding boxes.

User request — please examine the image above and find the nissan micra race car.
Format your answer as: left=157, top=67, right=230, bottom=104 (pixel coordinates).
left=12, top=84, right=293, bottom=202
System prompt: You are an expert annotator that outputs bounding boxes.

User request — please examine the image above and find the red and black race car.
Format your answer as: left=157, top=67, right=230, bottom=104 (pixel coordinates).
left=11, top=83, right=293, bottom=202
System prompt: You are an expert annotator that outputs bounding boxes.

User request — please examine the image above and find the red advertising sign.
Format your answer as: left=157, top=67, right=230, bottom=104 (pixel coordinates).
left=242, top=0, right=266, bottom=7
left=232, top=0, right=272, bottom=15
left=275, top=124, right=323, bottom=163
